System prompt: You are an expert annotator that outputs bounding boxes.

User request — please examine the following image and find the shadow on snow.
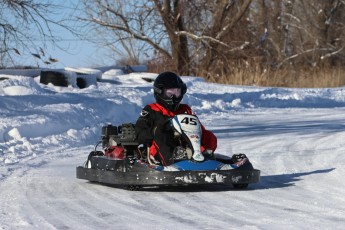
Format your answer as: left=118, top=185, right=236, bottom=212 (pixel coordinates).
left=254, top=168, right=335, bottom=190
left=212, top=120, right=345, bottom=138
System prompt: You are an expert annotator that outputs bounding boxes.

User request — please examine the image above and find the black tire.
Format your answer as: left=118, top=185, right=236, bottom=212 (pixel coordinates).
left=40, top=70, right=68, bottom=87
left=232, top=183, right=248, bottom=189
left=127, top=185, right=142, bottom=191
left=76, top=77, right=87, bottom=89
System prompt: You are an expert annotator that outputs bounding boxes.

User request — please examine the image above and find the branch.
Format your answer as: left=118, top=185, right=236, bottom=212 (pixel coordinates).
left=91, top=17, right=171, bottom=59
left=320, top=46, right=345, bottom=60
left=277, top=47, right=331, bottom=68
left=175, top=30, right=249, bottom=52
left=175, top=31, right=230, bottom=47
left=215, top=0, right=252, bottom=40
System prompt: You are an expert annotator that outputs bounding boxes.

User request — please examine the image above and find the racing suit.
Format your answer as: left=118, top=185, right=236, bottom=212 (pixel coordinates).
left=135, top=103, right=217, bottom=165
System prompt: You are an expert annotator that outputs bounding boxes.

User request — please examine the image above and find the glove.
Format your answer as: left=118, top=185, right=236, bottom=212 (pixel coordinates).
left=203, top=149, right=215, bottom=159
left=231, top=153, right=247, bottom=163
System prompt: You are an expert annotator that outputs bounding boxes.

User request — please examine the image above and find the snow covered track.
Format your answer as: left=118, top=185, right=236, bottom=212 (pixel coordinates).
left=1, top=73, right=345, bottom=229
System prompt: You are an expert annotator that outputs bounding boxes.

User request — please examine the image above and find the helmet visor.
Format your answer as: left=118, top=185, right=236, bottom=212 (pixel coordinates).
left=164, top=88, right=181, bottom=98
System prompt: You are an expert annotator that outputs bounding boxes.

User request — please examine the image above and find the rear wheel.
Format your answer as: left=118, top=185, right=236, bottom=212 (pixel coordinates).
left=232, top=183, right=248, bottom=189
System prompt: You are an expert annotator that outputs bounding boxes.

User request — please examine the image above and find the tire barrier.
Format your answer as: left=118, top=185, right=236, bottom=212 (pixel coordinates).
left=40, top=70, right=68, bottom=87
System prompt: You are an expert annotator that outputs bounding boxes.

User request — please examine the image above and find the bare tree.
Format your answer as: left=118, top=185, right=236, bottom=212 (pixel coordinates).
left=253, top=0, right=345, bottom=68
left=80, top=0, right=257, bottom=75
left=299, top=0, right=345, bottom=65
left=197, top=0, right=252, bottom=76
left=79, top=0, right=345, bottom=80
left=80, top=0, right=190, bottom=73
left=0, top=0, right=77, bottom=67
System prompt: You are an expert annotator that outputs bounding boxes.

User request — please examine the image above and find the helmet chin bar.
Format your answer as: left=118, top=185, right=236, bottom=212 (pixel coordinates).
left=155, top=94, right=182, bottom=111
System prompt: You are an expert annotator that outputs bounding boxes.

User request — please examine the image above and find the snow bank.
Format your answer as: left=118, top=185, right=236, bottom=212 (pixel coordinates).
left=1, top=69, right=345, bottom=229
left=0, top=75, right=48, bottom=96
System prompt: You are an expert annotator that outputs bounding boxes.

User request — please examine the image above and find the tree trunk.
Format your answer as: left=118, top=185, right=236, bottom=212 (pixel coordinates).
left=155, top=0, right=190, bottom=75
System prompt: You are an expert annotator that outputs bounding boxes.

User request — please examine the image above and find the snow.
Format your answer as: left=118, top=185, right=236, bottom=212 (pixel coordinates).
left=1, top=70, right=345, bottom=229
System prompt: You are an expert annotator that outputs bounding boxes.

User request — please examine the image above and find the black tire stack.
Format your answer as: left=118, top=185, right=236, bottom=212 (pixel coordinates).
left=40, top=70, right=68, bottom=87
left=40, top=70, right=89, bottom=89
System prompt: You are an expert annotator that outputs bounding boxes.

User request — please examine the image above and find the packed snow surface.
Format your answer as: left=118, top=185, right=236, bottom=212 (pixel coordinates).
left=1, top=71, right=345, bottom=229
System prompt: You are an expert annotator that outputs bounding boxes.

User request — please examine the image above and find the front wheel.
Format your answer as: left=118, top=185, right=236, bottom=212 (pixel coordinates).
left=126, top=185, right=142, bottom=191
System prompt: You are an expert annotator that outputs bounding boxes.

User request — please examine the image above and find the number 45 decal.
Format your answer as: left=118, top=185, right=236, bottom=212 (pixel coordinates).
left=180, top=117, right=198, bottom=125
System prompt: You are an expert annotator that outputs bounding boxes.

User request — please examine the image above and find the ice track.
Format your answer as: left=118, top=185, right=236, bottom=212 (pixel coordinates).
left=1, top=109, right=345, bottom=229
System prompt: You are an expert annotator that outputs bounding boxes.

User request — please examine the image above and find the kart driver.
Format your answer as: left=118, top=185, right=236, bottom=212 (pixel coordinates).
left=135, top=71, right=217, bottom=166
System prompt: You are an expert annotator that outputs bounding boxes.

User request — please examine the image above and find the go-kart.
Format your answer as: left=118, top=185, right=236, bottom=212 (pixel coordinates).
left=76, top=114, right=260, bottom=190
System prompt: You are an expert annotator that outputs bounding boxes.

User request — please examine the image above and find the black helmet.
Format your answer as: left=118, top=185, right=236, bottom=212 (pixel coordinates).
left=153, top=71, right=187, bottom=111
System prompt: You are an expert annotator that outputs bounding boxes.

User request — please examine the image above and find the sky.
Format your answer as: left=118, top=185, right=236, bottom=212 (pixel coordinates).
left=6, top=0, right=114, bottom=69
left=39, top=37, right=111, bottom=69
left=0, top=69, right=345, bottom=229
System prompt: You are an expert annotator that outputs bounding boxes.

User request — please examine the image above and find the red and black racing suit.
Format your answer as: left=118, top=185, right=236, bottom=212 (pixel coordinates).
left=135, top=103, right=217, bottom=166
